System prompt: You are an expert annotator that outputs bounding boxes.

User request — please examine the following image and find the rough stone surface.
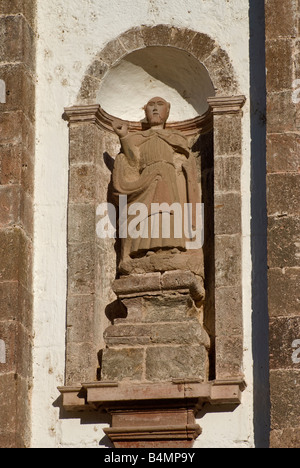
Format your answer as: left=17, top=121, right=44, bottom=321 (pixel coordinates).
left=101, top=348, right=144, bottom=382
left=102, top=272, right=210, bottom=383
left=266, top=0, right=300, bottom=447
left=146, top=345, right=208, bottom=382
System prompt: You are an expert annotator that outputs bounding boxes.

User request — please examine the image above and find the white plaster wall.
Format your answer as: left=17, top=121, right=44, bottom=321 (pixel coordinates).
left=32, top=0, right=253, bottom=448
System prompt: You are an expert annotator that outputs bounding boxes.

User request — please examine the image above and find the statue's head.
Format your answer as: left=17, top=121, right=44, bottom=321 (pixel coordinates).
left=144, top=97, right=170, bottom=127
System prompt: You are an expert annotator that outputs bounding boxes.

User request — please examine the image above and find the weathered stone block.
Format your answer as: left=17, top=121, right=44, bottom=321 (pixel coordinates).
left=215, top=335, right=244, bottom=379
left=0, top=15, right=35, bottom=71
left=0, top=321, right=16, bottom=373
left=104, top=322, right=210, bottom=348
left=268, top=216, right=300, bottom=268
left=161, top=270, right=205, bottom=302
left=265, top=0, right=298, bottom=39
left=69, top=124, right=99, bottom=164
left=214, top=192, right=241, bottom=235
left=0, top=63, right=35, bottom=121
left=97, top=39, right=126, bottom=66
left=214, top=155, right=241, bottom=192
left=18, top=231, right=32, bottom=291
left=67, top=294, right=95, bottom=343
left=19, top=190, right=34, bottom=239
left=67, top=242, right=95, bottom=294
left=0, top=1, right=36, bottom=29
left=141, top=24, right=173, bottom=47
left=267, top=91, right=297, bottom=133
left=68, top=203, right=95, bottom=244
left=0, top=111, right=24, bottom=145
left=142, top=295, right=199, bottom=323
left=270, top=428, right=300, bottom=449
left=0, top=281, right=19, bottom=321
left=119, top=27, right=145, bottom=51
left=101, top=348, right=144, bottom=382
left=146, top=345, right=208, bottom=382
left=0, top=374, right=17, bottom=434
left=78, top=75, right=101, bottom=103
left=267, top=173, right=300, bottom=216
left=0, top=228, right=20, bottom=281
left=66, top=342, right=98, bottom=386
left=268, top=267, right=300, bottom=317
left=266, top=38, right=293, bottom=93
left=86, top=59, right=108, bottom=81
left=18, top=284, right=33, bottom=330
left=150, top=322, right=210, bottom=347
left=104, top=324, right=151, bottom=347
left=214, top=114, right=242, bottom=156
left=69, top=164, right=96, bottom=203
left=266, top=133, right=300, bottom=174
left=270, top=369, right=300, bottom=430
left=189, top=32, right=216, bottom=62
left=215, top=286, right=243, bottom=336
left=0, top=144, right=22, bottom=185
left=215, top=234, right=242, bottom=288
left=113, top=273, right=161, bottom=297
left=204, top=47, right=238, bottom=95
left=0, top=185, right=20, bottom=227
left=269, top=316, right=300, bottom=370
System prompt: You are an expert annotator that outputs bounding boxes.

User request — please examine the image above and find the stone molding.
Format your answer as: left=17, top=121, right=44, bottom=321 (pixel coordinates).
left=112, top=270, right=205, bottom=303
left=59, top=379, right=246, bottom=411
left=207, top=95, right=246, bottom=114
left=64, top=104, right=213, bottom=136
left=59, top=379, right=246, bottom=448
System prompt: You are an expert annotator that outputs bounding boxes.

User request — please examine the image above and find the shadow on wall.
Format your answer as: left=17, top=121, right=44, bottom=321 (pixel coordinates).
left=52, top=394, right=113, bottom=448
left=96, top=46, right=215, bottom=122
left=249, top=0, right=270, bottom=448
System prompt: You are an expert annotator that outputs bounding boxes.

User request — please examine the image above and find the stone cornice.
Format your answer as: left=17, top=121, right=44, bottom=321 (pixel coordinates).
left=207, top=95, right=246, bottom=114
left=58, top=378, right=246, bottom=412
left=64, top=104, right=213, bottom=136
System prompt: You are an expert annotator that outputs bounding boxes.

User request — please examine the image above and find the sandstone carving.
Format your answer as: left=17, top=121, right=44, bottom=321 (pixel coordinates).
left=112, top=97, right=203, bottom=275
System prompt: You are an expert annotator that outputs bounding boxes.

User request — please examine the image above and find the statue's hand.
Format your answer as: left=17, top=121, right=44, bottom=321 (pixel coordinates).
left=112, top=119, right=129, bottom=139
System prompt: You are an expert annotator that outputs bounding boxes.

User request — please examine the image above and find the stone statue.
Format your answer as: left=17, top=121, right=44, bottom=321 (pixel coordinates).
left=112, top=97, right=203, bottom=275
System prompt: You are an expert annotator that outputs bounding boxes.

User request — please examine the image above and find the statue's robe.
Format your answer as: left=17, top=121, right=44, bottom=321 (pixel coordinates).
left=113, top=127, right=200, bottom=261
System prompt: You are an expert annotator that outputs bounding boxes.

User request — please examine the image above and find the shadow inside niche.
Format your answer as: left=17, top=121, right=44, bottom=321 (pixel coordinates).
left=105, top=299, right=127, bottom=325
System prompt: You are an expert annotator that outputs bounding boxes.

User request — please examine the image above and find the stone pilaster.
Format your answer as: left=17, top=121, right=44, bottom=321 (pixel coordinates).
left=0, top=1, right=36, bottom=448
left=208, top=96, right=246, bottom=380
left=265, top=0, right=300, bottom=448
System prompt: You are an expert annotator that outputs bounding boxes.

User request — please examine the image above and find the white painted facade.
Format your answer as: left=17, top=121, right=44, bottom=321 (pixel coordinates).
left=32, top=0, right=253, bottom=448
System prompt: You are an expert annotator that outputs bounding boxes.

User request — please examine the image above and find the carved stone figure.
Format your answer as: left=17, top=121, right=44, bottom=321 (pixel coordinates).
left=112, top=97, right=202, bottom=275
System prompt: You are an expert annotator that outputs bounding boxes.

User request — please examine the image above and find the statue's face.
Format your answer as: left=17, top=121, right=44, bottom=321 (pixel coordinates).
left=145, top=97, right=170, bottom=126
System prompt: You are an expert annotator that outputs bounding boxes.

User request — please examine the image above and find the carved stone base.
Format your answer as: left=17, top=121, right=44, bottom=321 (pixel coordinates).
left=58, top=379, right=246, bottom=448
left=105, top=406, right=202, bottom=448
left=101, top=271, right=210, bottom=383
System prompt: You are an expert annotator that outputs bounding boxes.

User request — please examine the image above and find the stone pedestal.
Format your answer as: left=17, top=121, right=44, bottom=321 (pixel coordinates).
left=101, top=271, right=210, bottom=384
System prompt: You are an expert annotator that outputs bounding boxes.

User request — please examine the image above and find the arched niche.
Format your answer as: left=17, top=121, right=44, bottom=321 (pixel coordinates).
left=63, top=25, right=246, bottom=396
left=96, top=46, right=215, bottom=122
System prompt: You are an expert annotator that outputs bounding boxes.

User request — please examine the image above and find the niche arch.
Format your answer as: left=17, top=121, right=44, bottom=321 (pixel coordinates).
left=78, top=25, right=240, bottom=108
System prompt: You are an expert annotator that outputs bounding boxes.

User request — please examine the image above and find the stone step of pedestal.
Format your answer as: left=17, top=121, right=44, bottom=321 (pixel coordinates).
left=101, top=344, right=209, bottom=382
left=104, top=322, right=210, bottom=348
